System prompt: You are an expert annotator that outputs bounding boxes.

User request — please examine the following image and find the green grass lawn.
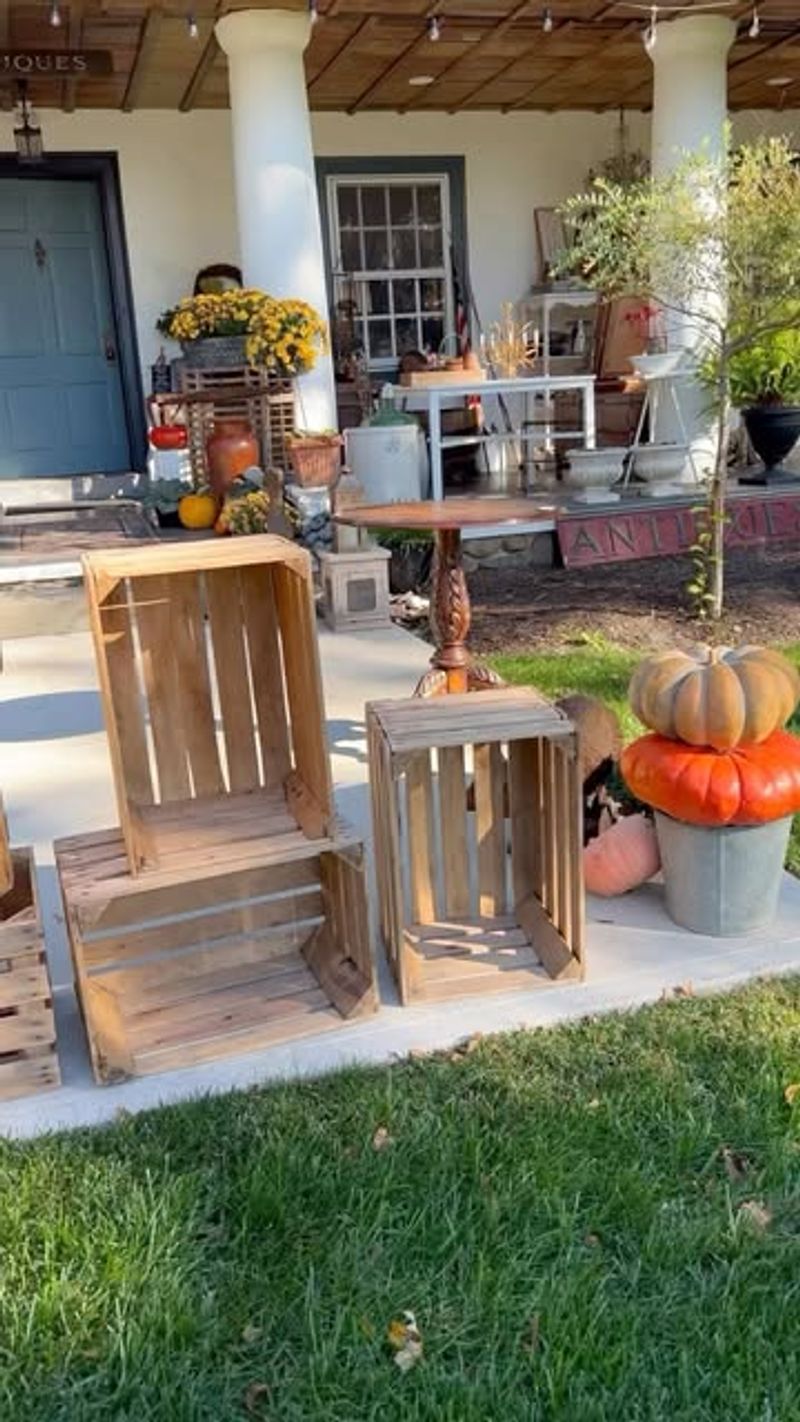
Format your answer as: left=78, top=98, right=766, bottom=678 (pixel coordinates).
left=2, top=980, right=800, bottom=1420
left=491, top=638, right=800, bottom=877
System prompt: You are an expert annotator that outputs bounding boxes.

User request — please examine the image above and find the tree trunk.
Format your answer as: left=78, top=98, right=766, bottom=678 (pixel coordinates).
left=709, top=374, right=730, bottom=621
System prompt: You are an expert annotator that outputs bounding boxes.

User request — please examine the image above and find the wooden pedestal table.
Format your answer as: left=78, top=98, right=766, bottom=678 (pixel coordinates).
left=335, top=499, right=559, bottom=696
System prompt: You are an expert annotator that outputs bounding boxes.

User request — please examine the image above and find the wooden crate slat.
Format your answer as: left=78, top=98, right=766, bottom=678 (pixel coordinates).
left=101, top=938, right=321, bottom=1016
left=405, top=750, right=438, bottom=925
left=272, top=561, right=333, bottom=833
left=474, top=741, right=507, bottom=918
left=82, top=534, right=310, bottom=583
left=81, top=886, right=325, bottom=969
left=305, top=848, right=376, bottom=1019
left=0, top=796, right=12, bottom=899
left=92, top=578, right=154, bottom=812
left=169, top=571, right=225, bottom=797
left=0, top=849, right=60, bottom=1100
left=130, top=573, right=192, bottom=802
left=240, top=564, right=292, bottom=790
left=437, top=745, right=471, bottom=919
left=205, top=567, right=261, bottom=794
left=367, top=692, right=583, bottom=1006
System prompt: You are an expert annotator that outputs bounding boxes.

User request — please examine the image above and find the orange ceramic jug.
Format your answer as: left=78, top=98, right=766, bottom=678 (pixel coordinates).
left=205, top=418, right=259, bottom=497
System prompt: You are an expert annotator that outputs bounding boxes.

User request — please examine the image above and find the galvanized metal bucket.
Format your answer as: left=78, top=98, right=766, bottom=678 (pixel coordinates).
left=654, top=811, right=792, bottom=937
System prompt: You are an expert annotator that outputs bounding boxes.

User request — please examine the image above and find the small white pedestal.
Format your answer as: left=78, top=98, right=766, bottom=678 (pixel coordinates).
left=318, top=548, right=392, bottom=633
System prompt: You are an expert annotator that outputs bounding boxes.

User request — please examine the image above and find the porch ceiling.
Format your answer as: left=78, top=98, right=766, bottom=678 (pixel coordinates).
left=1, top=1, right=798, bottom=114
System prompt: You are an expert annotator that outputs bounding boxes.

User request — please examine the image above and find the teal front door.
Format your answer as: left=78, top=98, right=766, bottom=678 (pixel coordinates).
left=0, top=177, right=130, bottom=477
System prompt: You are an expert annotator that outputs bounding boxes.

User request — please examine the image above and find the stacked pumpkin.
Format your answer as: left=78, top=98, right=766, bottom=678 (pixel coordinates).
left=621, top=645, right=800, bottom=935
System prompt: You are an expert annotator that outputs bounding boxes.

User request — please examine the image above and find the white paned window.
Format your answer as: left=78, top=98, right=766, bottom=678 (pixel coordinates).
left=327, top=174, right=454, bottom=370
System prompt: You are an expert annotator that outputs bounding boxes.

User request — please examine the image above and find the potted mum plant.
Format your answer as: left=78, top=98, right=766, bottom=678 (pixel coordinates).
left=729, top=327, right=800, bottom=484
left=621, top=645, right=800, bottom=935
left=157, top=289, right=268, bottom=367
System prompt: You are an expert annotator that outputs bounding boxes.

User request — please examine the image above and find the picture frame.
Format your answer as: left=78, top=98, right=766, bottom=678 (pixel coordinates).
left=534, top=207, right=568, bottom=281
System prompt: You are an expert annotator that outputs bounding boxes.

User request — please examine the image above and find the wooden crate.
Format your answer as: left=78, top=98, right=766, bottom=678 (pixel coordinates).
left=82, top=537, right=335, bottom=876
left=55, top=828, right=376, bottom=1084
left=0, top=849, right=60, bottom=1100
left=367, top=690, right=584, bottom=1004
left=178, top=366, right=295, bottom=483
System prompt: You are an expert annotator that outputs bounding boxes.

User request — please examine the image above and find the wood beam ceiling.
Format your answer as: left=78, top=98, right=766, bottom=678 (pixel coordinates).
left=179, top=1, right=228, bottom=112
left=347, top=1, right=444, bottom=113
left=400, top=0, right=533, bottom=112
left=120, top=4, right=163, bottom=112
left=62, top=1, right=85, bottom=113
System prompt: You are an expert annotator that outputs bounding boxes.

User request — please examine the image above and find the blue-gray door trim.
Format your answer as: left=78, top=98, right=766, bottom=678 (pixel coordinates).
left=0, top=151, right=146, bottom=473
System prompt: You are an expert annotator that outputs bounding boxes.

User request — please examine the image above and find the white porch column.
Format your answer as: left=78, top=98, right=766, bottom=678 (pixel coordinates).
left=216, top=8, right=336, bottom=431
left=648, top=14, right=736, bottom=472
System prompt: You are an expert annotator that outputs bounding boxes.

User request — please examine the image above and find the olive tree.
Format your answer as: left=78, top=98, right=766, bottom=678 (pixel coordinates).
left=558, top=135, right=800, bottom=619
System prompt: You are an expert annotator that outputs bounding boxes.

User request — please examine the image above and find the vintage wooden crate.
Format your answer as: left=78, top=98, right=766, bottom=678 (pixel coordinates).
left=367, top=690, right=584, bottom=1004
left=82, top=537, right=335, bottom=876
left=0, top=848, right=60, bottom=1100
left=178, top=365, right=295, bottom=483
left=55, top=827, right=376, bottom=1084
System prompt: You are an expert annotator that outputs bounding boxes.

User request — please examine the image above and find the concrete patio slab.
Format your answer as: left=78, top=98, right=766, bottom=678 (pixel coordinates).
left=1, top=621, right=799, bottom=1140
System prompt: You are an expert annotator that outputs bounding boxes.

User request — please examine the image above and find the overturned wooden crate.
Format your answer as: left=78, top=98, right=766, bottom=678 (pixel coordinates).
left=0, top=826, right=60, bottom=1100
left=82, top=537, right=335, bottom=876
left=55, top=829, right=375, bottom=1083
left=367, top=690, right=584, bottom=1004
left=62, top=537, right=377, bottom=1082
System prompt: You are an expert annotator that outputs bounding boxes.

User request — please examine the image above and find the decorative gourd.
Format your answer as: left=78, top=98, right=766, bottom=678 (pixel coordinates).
left=621, top=729, right=800, bottom=827
left=629, top=645, right=800, bottom=751
left=583, top=813, right=661, bottom=897
left=178, top=492, right=218, bottom=531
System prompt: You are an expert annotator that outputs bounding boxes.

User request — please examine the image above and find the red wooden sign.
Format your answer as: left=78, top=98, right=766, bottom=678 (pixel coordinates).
left=557, top=491, right=800, bottom=568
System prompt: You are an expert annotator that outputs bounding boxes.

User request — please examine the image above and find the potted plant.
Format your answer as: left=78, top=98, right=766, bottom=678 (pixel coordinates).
left=157, top=289, right=268, bottom=367
left=728, top=327, right=800, bottom=483
left=285, top=429, right=344, bottom=488
left=621, top=644, right=800, bottom=935
left=558, top=135, right=800, bottom=619
left=138, top=477, right=189, bottom=528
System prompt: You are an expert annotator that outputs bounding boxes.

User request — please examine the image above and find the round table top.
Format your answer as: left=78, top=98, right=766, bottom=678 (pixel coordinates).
left=334, top=498, right=559, bottom=531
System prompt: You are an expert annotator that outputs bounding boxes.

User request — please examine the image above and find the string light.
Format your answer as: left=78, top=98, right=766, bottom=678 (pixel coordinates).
left=542, top=6, right=554, bottom=33
left=748, top=5, right=760, bottom=38
left=49, top=1, right=62, bottom=27
left=309, top=0, right=319, bottom=25
left=187, top=12, right=199, bottom=39
left=427, top=15, right=441, bottom=41
left=643, top=4, right=658, bottom=52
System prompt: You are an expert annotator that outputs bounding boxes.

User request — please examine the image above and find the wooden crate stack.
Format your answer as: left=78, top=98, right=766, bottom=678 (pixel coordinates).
left=55, top=537, right=376, bottom=1084
left=0, top=799, right=60, bottom=1100
left=367, top=690, right=584, bottom=1004
left=178, top=365, right=295, bottom=484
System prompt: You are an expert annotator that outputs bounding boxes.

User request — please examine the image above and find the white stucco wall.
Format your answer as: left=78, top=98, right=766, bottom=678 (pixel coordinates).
left=22, top=106, right=800, bottom=386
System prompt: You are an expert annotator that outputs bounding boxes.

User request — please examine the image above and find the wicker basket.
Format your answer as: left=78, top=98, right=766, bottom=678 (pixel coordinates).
left=288, top=435, right=344, bottom=488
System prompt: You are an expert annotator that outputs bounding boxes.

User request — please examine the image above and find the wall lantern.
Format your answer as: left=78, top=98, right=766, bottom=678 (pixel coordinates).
left=13, top=82, right=44, bottom=164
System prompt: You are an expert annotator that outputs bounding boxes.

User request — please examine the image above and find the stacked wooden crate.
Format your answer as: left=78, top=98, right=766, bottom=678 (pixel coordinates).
left=367, top=690, right=584, bottom=1004
left=55, top=537, right=376, bottom=1084
left=178, top=366, right=295, bottom=484
left=0, top=800, right=60, bottom=1100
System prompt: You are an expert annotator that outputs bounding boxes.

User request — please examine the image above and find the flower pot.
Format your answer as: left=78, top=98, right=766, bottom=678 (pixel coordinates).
left=631, top=442, right=688, bottom=496
left=180, top=335, right=248, bottom=369
left=654, top=810, right=792, bottom=936
left=287, top=436, right=344, bottom=489
left=563, top=446, right=626, bottom=504
left=629, top=350, right=685, bottom=380
left=205, top=418, right=260, bottom=498
left=741, top=404, right=800, bottom=484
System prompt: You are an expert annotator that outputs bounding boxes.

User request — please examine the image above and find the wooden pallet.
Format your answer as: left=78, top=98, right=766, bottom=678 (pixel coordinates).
left=55, top=827, right=376, bottom=1083
left=178, top=366, right=295, bottom=484
left=367, top=690, right=584, bottom=1004
left=0, top=849, right=60, bottom=1101
left=82, top=537, right=333, bottom=876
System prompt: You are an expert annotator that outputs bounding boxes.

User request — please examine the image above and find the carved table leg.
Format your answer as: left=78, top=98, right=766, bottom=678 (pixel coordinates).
left=415, top=526, right=507, bottom=697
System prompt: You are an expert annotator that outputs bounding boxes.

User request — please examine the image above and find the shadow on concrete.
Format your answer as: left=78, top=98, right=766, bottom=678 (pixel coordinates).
left=0, top=691, right=104, bottom=741
left=326, top=718, right=368, bottom=766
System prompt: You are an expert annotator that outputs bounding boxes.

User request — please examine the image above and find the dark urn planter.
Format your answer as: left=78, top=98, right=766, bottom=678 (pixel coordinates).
left=741, top=404, right=800, bottom=485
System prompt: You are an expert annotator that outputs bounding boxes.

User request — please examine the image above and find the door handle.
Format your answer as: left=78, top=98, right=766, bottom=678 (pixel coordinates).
left=34, top=238, right=46, bottom=269
left=103, top=332, right=117, bottom=363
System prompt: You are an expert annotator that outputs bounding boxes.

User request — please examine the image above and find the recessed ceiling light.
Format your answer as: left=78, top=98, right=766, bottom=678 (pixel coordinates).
left=766, top=75, right=793, bottom=87
left=408, top=74, right=435, bottom=86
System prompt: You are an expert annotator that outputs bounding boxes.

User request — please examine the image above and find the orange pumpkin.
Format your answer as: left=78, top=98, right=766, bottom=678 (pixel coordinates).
left=629, top=645, right=800, bottom=751
left=620, top=729, right=800, bottom=827
left=583, top=813, right=661, bottom=897
left=178, top=492, right=218, bottom=531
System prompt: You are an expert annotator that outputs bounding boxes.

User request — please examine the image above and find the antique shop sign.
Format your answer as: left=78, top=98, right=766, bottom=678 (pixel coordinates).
left=0, top=50, right=113, bottom=77
left=558, top=492, right=800, bottom=568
